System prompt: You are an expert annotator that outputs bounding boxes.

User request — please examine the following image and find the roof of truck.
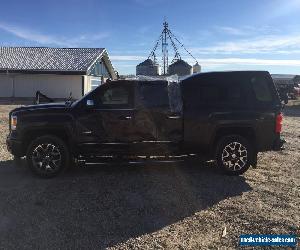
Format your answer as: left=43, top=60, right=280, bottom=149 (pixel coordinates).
left=182, top=70, right=270, bottom=81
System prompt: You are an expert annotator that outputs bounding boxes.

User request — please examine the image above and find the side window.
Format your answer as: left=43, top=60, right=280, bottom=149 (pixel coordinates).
left=219, top=83, right=243, bottom=104
left=185, top=84, right=216, bottom=108
left=185, top=82, right=244, bottom=108
left=251, top=76, right=273, bottom=102
left=138, top=82, right=169, bottom=108
left=98, top=85, right=131, bottom=107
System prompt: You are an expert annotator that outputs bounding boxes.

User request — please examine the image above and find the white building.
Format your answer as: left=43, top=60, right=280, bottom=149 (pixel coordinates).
left=0, top=47, right=117, bottom=100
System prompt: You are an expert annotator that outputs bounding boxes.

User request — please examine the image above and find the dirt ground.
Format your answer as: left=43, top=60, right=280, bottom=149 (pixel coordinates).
left=0, top=103, right=299, bottom=249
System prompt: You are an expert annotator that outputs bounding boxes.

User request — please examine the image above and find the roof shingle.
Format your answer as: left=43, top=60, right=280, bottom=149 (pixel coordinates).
left=0, top=47, right=105, bottom=72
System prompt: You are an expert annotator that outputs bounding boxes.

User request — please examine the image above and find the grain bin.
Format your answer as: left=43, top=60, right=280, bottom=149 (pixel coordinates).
left=193, top=62, right=201, bottom=74
left=168, top=59, right=192, bottom=76
left=136, top=59, right=159, bottom=76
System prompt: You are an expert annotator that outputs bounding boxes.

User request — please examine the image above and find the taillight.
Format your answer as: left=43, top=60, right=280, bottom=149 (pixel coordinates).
left=10, top=115, right=17, bottom=130
left=275, top=113, right=283, bottom=133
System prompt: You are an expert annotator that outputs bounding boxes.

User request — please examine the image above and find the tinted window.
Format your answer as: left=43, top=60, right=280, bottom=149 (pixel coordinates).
left=185, top=82, right=244, bottom=107
left=138, top=82, right=169, bottom=108
left=99, top=86, right=130, bottom=106
left=251, top=76, right=273, bottom=102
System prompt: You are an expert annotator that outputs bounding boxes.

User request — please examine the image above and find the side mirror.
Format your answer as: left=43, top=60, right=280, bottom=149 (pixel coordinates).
left=86, top=99, right=94, bottom=107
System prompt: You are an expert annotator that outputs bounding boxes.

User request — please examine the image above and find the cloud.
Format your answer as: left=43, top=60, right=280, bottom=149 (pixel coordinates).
left=190, top=34, right=300, bottom=55
left=110, top=54, right=300, bottom=67
left=214, top=25, right=280, bottom=37
left=215, top=26, right=248, bottom=36
left=0, top=22, right=70, bottom=46
left=195, top=58, right=300, bottom=67
left=0, top=22, right=109, bottom=47
left=110, top=55, right=146, bottom=61
left=270, top=0, right=300, bottom=17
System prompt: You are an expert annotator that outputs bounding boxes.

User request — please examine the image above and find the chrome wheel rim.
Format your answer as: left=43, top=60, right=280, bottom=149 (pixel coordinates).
left=32, top=143, right=62, bottom=173
left=221, top=142, right=248, bottom=171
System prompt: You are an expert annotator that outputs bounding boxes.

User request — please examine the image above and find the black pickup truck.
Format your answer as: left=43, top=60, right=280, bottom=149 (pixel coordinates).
left=7, top=71, right=284, bottom=177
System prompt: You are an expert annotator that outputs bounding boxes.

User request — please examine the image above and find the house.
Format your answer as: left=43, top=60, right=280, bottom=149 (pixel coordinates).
left=0, top=47, right=117, bottom=100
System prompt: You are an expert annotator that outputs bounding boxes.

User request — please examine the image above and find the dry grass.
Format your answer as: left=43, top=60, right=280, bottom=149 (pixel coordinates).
left=0, top=105, right=18, bottom=161
left=0, top=104, right=299, bottom=249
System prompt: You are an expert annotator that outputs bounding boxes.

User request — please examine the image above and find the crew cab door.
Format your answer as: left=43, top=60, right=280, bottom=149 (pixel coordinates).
left=76, top=82, right=137, bottom=154
left=136, top=81, right=183, bottom=154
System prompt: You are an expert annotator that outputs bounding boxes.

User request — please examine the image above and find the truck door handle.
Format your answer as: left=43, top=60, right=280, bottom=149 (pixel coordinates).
left=119, top=116, right=132, bottom=120
left=167, top=115, right=181, bottom=119
left=256, top=115, right=266, bottom=121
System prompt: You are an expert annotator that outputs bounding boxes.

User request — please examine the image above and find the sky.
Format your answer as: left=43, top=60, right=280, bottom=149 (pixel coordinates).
left=0, top=0, right=300, bottom=75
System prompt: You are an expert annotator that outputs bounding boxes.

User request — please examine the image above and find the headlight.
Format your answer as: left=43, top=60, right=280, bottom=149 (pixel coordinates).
left=11, top=115, right=17, bottom=130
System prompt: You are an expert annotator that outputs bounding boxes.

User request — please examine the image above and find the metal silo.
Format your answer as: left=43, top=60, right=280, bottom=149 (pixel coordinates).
left=168, top=59, right=192, bottom=76
left=136, top=59, right=159, bottom=76
left=193, top=62, right=201, bottom=74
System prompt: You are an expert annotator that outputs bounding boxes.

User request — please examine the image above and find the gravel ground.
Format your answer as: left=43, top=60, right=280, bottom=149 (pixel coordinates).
left=0, top=104, right=299, bottom=249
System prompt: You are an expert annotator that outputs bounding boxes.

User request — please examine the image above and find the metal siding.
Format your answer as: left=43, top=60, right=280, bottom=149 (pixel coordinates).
left=0, top=74, right=13, bottom=97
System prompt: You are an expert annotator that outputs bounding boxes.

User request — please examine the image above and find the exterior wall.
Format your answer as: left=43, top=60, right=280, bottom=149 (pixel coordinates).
left=0, top=74, right=83, bottom=99
left=0, top=75, right=13, bottom=97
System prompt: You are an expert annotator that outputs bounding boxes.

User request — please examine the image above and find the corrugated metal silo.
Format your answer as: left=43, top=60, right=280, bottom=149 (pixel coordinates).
left=168, top=59, right=192, bottom=76
left=193, top=62, right=201, bottom=74
left=136, top=59, right=159, bottom=76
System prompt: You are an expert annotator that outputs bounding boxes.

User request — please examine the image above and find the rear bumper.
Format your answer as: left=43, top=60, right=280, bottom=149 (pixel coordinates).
left=6, top=136, right=24, bottom=157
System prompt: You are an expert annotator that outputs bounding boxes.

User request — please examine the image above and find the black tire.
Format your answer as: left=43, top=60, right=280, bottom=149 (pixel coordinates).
left=216, top=135, right=253, bottom=175
left=26, top=135, right=70, bottom=178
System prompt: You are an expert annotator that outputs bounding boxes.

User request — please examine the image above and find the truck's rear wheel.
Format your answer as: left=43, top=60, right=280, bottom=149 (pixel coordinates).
left=216, top=135, right=252, bottom=175
left=26, top=135, right=70, bottom=178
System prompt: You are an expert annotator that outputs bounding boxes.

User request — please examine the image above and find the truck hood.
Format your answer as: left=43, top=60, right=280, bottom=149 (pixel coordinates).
left=11, top=102, right=71, bottom=113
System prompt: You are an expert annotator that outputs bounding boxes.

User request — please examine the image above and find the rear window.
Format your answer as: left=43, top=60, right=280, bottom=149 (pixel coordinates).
left=251, top=76, right=273, bottom=102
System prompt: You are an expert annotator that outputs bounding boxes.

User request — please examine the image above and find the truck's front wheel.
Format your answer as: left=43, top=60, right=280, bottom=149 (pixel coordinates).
left=216, top=135, right=253, bottom=175
left=26, top=135, right=70, bottom=178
